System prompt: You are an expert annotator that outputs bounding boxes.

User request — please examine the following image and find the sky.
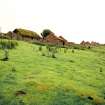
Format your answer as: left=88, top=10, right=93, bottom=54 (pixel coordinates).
left=0, top=0, right=105, bottom=43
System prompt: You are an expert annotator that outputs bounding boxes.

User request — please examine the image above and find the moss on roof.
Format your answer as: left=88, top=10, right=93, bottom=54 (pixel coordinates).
left=13, top=28, right=40, bottom=38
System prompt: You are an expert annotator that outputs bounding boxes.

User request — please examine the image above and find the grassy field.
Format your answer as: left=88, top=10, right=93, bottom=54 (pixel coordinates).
left=0, top=40, right=105, bottom=105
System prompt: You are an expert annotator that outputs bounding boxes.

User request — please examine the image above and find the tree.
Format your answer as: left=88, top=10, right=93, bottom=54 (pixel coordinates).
left=41, top=29, right=53, bottom=38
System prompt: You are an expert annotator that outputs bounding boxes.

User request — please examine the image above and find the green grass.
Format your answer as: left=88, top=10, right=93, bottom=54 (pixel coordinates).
left=0, top=40, right=105, bottom=105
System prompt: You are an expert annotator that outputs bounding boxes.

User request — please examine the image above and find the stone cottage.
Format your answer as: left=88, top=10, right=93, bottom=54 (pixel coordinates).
left=12, top=29, right=41, bottom=41
left=80, top=40, right=91, bottom=46
left=3, top=29, right=41, bottom=42
left=42, top=33, right=67, bottom=46
left=59, top=36, right=68, bottom=45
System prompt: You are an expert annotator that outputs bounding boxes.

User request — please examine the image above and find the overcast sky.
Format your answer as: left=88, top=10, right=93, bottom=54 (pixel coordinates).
left=0, top=0, right=105, bottom=43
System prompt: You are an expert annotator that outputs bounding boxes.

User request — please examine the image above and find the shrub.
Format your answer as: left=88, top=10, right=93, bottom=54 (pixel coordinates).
left=38, top=46, right=42, bottom=51
left=50, top=47, right=57, bottom=58
left=42, top=52, right=45, bottom=56
left=72, top=49, right=75, bottom=53
left=2, top=49, right=9, bottom=61
left=0, top=40, right=18, bottom=49
left=11, top=66, right=16, bottom=72
left=64, top=48, right=68, bottom=53
left=51, top=47, right=58, bottom=53
left=51, top=52, right=56, bottom=58
left=46, top=45, right=52, bottom=52
left=48, top=47, right=57, bottom=58
left=88, top=46, right=91, bottom=49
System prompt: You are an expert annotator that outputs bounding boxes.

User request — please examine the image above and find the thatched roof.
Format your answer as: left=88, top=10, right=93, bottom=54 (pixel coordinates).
left=59, top=36, right=68, bottom=42
left=13, top=28, right=41, bottom=38
left=45, top=33, right=64, bottom=42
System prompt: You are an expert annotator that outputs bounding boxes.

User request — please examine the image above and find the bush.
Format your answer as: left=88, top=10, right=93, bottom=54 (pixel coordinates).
left=11, top=66, right=16, bottom=72
left=0, top=40, right=18, bottom=49
left=41, top=52, right=45, bottom=56
left=38, top=46, right=42, bottom=51
left=46, top=46, right=57, bottom=58
left=2, top=49, right=9, bottom=61
left=46, top=45, right=52, bottom=52
left=51, top=52, right=56, bottom=58
left=72, top=49, right=75, bottom=53
left=64, top=48, right=68, bottom=53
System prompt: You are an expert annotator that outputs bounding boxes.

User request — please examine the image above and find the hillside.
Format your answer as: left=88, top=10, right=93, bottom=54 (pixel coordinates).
left=0, top=40, right=105, bottom=105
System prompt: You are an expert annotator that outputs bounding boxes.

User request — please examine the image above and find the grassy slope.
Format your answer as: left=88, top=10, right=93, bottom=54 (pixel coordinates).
left=0, top=41, right=105, bottom=105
